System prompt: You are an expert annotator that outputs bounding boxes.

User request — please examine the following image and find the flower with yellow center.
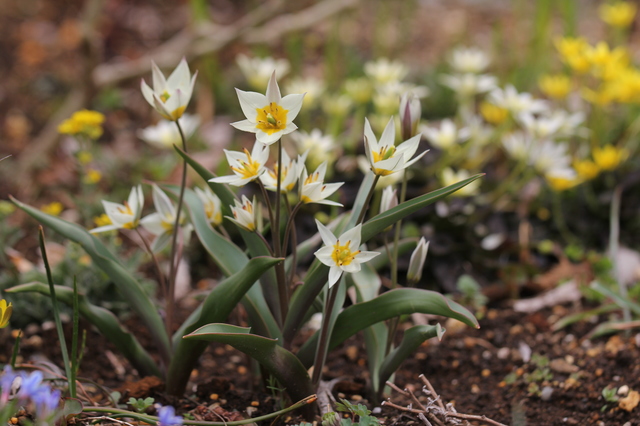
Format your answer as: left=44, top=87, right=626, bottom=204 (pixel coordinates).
left=232, top=72, right=305, bottom=146
left=441, top=168, right=481, bottom=197
left=313, top=220, right=380, bottom=287
left=141, top=58, right=197, bottom=121
left=479, top=102, right=509, bottom=125
left=539, top=74, right=572, bottom=99
left=209, top=141, right=269, bottom=187
left=83, top=168, right=102, bottom=185
left=593, top=145, right=628, bottom=171
left=300, top=162, right=344, bottom=206
left=0, top=299, right=12, bottom=328
left=195, top=187, right=223, bottom=227
left=599, top=1, right=637, bottom=28
left=260, top=150, right=308, bottom=193
left=141, top=184, right=191, bottom=252
left=545, top=168, right=581, bottom=192
left=573, top=159, right=600, bottom=181
left=364, top=117, right=426, bottom=176
left=41, top=202, right=64, bottom=216
left=227, top=195, right=257, bottom=232
left=91, top=186, right=144, bottom=233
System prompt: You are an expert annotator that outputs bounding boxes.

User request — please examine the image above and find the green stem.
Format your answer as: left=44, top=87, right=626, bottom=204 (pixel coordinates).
left=82, top=394, right=317, bottom=425
left=274, top=140, right=289, bottom=322
left=39, top=227, right=75, bottom=397
left=609, top=184, right=630, bottom=327
left=551, top=191, right=575, bottom=244
left=135, top=227, right=167, bottom=302
left=356, top=174, right=381, bottom=225
left=167, top=119, right=189, bottom=344
left=311, top=283, right=340, bottom=385
left=70, top=277, right=79, bottom=397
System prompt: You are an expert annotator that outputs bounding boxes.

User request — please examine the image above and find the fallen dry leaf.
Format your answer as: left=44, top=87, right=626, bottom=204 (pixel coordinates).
left=618, top=390, right=640, bottom=412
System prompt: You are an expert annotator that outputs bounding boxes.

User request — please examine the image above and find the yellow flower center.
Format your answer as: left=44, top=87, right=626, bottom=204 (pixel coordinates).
left=205, top=202, right=222, bottom=225
left=231, top=148, right=262, bottom=179
left=160, top=91, right=171, bottom=103
left=255, top=102, right=288, bottom=135
left=371, top=146, right=396, bottom=163
left=331, top=240, right=360, bottom=267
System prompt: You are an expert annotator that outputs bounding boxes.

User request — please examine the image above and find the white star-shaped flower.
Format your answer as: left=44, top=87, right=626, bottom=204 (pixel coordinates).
left=364, top=117, right=426, bottom=176
left=299, top=162, right=344, bottom=206
left=231, top=72, right=305, bottom=145
left=314, top=220, right=380, bottom=287
left=91, top=185, right=144, bottom=233
left=140, top=58, right=197, bottom=121
left=209, top=141, right=270, bottom=187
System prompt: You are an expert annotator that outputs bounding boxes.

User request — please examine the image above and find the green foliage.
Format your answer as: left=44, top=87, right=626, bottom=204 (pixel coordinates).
left=333, top=399, right=380, bottom=426
left=128, top=397, right=155, bottom=413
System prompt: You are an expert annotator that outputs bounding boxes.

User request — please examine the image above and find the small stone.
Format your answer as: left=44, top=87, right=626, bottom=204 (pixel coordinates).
left=487, top=309, right=498, bottom=320
left=209, top=393, right=218, bottom=400
left=471, top=384, right=480, bottom=394
left=345, top=346, right=359, bottom=361
left=605, top=335, right=625, bottom=354
left=230, top=355, right=242, bottom=363
left=246, top=406, right=258, bottom=416
left=237, top=366, right=247, bottom=375
left=352, top=394, right=363, bottom=402
left=510, top=324, right=524, bottom=335
left=563, top=417, right=578, bottom=424
left=10, top=418, right=18, bottom=425
left=541, top=386, right=554, bottom=401
left=497, top=347, right=510, bottom=359
left=250, top=401, right=259, bottom=407
left=550, top=358, right=579, bottom=374
left=481, top=369, right=491, bottom=378
left=618, top=385, right=630, bottom=396
left=595, top=368, right=603, bottom=377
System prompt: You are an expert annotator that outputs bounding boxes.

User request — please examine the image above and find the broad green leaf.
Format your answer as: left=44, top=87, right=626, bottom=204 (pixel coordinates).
left=377, top=324, right=442, bottom=393
left=62, top=398, right=83, bottom=422
left=165, top=256, right=282, bottom=395
left=175, top=148, right=282, bottom=324
left=296, top=288, right=478, bottom=367
left=11, top=197, right=171, bottom=364
left=184, top=323, right=315, bottom=413
left=7, top=282, right=160, bottom=377
left=363, top=322, right=387, bottom=393
left=284, top=175, right=482, bottom=346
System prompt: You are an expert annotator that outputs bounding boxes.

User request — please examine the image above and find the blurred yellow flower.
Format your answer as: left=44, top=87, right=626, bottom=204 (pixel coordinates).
left=599, top=1, right=637, bottom=28
left=573, top=159, right=600, bottom=180
left=58, top=110, right=105, bottom=139
left=94, top=213, right=112, bottom=227
left=593, top=145, right=628, bottom=170
left=479, top=101, right=508, bottom=124
left=41, top=202, right=63, bottom=216
left=555, top=37, right=591, bottom=73
left=581, top=86, right=614, bottom=106
left=0, top=299, right=12, bottom=328
left=539, top=74, right=572, bottom=99
left=83, top=169, right=102, bottom=184
left=546, top=174, right=580, bottom=192
left=77, top=151, right=93, bottom=165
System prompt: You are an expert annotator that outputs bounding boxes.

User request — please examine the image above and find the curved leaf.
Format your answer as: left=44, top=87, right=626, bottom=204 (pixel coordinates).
left=165, top=256, right=282, bottom=395
left=296, top=288, right=478, bottom=367
left=377, top=324, right=442, bottom=393
left=6, top=282, right=160, bottom=377
left=284, top=175, right=482, bottom=346
left=184, top=323, right=315, bottom=414
left=10, top=197, right=171, bottom=365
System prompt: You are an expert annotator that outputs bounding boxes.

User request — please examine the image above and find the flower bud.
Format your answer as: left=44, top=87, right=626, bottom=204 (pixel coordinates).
left=0, top=299, right=12, bottom=328
left=380, top=186, right=398, bottom=215
left=399, top=92, right=421, bottom=139
left=407, top=237, right=429, bottom=283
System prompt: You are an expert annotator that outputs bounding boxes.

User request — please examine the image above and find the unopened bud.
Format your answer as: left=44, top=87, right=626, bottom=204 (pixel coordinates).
left=380, top=186, right=398, bottom=214
left=399, top=93, right=421, bottom=139
left=407, top=237, right=429, bottom=283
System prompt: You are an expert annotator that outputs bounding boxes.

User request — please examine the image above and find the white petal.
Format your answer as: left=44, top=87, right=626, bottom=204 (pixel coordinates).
left=167, top=58, right=191, bottom=89
left=236, top=89, right=267, bottom=121
left=328, top=267, right=343, bottom=288
left=152, top=185, right=175, bottom=218
left=231, top=119, right=259, bottom=133
left=341, top=262, right=361, bottom=273
left=256, top=130, right=283, bottom=145
left=339, top=224, right=362, bottom=249
left=280, top=93, right=305, bottom=121
left=315, top=219, right=337, bottom=246
left=140, top=80, right=156, bottom=106
left=265, top=72, right=282, bottom=104
left=364, top=118, right=378, bottom=150
left=209, top=175, right=240, bottom=184
left=355, top=250, right=381, bottom=263
left=151, top=61, right=168, bottom=93
left=314, top=246, right=336, bottom=266
left=379, top=117, right=396, bottom=148
left=90, top=224, right=120, bottom=234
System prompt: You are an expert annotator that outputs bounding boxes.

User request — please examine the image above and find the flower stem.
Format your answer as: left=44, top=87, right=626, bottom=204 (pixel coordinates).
left=273, top=140, right=289, bottom=323
left=311, top=282, right=341, bottom=385
left=356, top=174, right=381, bottom=225
left=135, top=227, right=167, bottom=301
left=610, top=184, right=631, bottom=328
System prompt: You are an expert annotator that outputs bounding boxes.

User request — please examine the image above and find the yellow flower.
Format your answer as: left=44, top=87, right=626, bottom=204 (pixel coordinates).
left=600, top=1, right=637, bottom=28
left=94, top=213, right=112, bottom=227
left=41, top=202, right=63, bottom=216
left=573, top=159, right=600, bottom=180
left=555, top=37, right=591, bottom=73
left=593, top=145, right=628, bottom=170
left=586, top=42, right=629, bottom=79
left=539, top=74, right=572, bottom=99
left=581, top=86, right=615, bottom=106
left=58, top=110, right=105, bottom=139
left=77, top=151, right=93, bottom=165
left=83, top=169, right=102, bottom=184
left=546, top=174, right=580, bottom=192
left=0, top=299, right=12, bottom=328
left=479, top=101, right=508, bottom=125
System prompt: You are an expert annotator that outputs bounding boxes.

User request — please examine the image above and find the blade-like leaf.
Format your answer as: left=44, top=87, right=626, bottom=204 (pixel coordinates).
left=377, top=324, right=442, bottom=393
left=591, top=281, right=640, bottom=316
left=10, top=197, right=171, bottom=364
left=166, top=256, right=282, bottom=395
left=6, top=282, right=160, bottom=377
left=284, top=176, right=482, bottom=346
left=296, top=288, right=478, bottom=367
left=184, top=323, right=315, bottom=414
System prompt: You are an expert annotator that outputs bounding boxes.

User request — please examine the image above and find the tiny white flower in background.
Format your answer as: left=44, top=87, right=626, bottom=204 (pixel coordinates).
left=91, top=185, right=144, bottom=233
left=236, top=54, right=290, bottom=91
left=291, top=129, right=336, bottom=170
left=194, top=186, right=223, bottom=227
left=138, top=114, right=200, bottom=149
left=141, top=184, right=190, bottom=252
left=463, top=115, right=494, bottom=146
left=551, top=110, right=588, bottom=138
left=285, top=76, right=325, bottom=108
left=364, top=117, right=426, bottom=176
left=421, top=119, right=470, bottom=150
left=440, top=73, right=497, bottom=98
left=407, top=237, right=429, bottom=282
left=448, top=47, right=491, bottom=73
left=364, top=58, right=409, bottom=84
left=488, top=85, right=547, bottom=115
left=232, top=72, right=305, bottom=145
left=140, top=58, right=197, bottom=121
left=441, top=168, right=481, bottom=197
left=380, top=186, right=398, bottom=214
left=517, top=112, right=564, bottom=140
left=313, top=220, right=380, bottom=287
left=545, top=167, right=578, bottom=182
left=374, top=82, right=429, bottom=116
left=529, top=140, right=572, bottom=174
left=501, top=131, right=533, bottom=161
left=227, top=195, right=257, bottom=232
left=260, top=150, right=308, bottom=193
left=300, top=162, right=344, bottom=206
left=209, top=141, right=269, bottom=187
left=344, top=77, right=374, bottom=104
left=321, top=94, right=354, bottom=117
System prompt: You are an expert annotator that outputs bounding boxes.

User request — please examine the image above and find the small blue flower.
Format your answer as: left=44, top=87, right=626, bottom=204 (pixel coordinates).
left=157, top=405, right=183, bottom=426
left=0, top=366, right=17, bottom=404
left=33, top=387, right=61, bottom=416
left=17, top=370, right=44, bottom=402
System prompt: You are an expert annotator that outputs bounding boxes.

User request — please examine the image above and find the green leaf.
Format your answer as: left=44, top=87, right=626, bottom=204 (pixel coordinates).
left=296, top=288, right=478, bottom=367
left=165, top=256, right=282, bottom=395
left=62, top=397, right=83, bottom=421
left=11, top=196, right=171, bottom=364
left=591, top=281, right=640, bottom=316
left=284, top=175, right=483, bottom=345
left=6, top=282, right=161, bottom=377
left=184, top=323, right=315, bottom=413
left=377, top=324, right=442, bottom=392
